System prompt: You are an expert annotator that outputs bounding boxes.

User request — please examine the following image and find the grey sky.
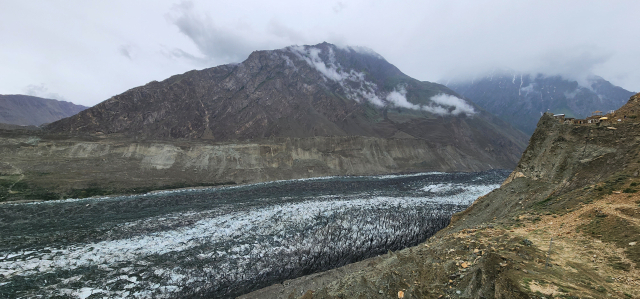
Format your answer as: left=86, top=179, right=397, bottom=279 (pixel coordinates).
left=1, top=0, right=638, bottom=106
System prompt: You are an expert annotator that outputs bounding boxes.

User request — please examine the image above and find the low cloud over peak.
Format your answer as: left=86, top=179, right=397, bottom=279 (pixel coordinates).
left=23, top=84, right=67, bottom=101
left=385, top=86, right=476, bottom=117
left=289, top=46, right=475, bottom=117
left=166, top=1, right=255, bottom=64
left=2, top=1, right=637, bottom=106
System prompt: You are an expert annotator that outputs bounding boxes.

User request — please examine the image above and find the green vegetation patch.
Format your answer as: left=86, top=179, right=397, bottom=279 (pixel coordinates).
left=607, top=256, right=631, bottom=271
left=0, top=176, right=21, bottom=200
left=1, top=180, right=236, bottom=202
left=580, top=211, right=640, bottom=265
left=3, top=179, right=59, bottom=201
left=617, top=207, right=640, bottom=219
left=64, top=181, right=235, bottom=200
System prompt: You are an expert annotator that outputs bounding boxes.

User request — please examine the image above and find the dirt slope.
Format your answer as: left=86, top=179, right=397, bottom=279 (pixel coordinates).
left=241, top=93, right=640, bottom=298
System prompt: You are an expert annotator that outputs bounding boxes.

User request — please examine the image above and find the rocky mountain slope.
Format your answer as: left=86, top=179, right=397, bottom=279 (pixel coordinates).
left=0, top=94, right=87, bottom=126
left=0, top=44, right=530, bottom=202
left=243, top=93, right=640, bottom=298
left=446, top=72, right=635, bottom=134
left=46, top=43, right=527, bottom=165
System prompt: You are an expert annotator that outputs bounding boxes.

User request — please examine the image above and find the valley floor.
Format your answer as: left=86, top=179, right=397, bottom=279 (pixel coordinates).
left=242, top=181, right=640, bottom=299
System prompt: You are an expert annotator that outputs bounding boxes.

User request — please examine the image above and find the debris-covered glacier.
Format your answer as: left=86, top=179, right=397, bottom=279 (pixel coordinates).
left=0, top=170, right=509, bottom=298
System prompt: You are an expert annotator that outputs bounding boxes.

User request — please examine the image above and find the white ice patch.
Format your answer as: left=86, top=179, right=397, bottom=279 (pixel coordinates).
left=422, top=183, right=499, bottom=197
left=0, top=172, right=504, bottom=298
left=0, top=181, right=497, bottom=278
left=75, top=288, right=106, bottom=299
left=423, top=183, right=456, bottom=193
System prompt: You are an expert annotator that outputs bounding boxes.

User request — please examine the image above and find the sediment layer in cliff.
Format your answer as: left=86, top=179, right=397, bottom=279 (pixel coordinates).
left=0, top=134, right=515, bottom=202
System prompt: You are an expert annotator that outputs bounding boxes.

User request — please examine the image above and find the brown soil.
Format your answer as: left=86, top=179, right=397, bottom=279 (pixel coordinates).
left=243, top=189, right=640, bottom=298
left=506, top=189, right=640, bottom=297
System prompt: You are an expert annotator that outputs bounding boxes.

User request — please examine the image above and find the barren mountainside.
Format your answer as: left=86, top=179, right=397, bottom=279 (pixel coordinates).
left=446, top=72, right=635, bottom=134
left=0, top=94, right=87, bottom=126
left=47, top=43, right=528, bottom=169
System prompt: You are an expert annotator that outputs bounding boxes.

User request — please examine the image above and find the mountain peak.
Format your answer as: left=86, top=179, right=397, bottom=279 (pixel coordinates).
left=0, top=94, right=88, bottom=126
left=446, top=72, right=635, bottom=134
left=45, top=44, right=527, bottom=169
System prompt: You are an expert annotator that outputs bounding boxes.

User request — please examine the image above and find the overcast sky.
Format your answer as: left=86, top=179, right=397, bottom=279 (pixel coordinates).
left=1, top=0, right=638, bottom=106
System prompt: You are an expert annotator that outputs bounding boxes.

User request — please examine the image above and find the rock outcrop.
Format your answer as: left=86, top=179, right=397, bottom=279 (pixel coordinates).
left=0, top=134, right=516, bottom=201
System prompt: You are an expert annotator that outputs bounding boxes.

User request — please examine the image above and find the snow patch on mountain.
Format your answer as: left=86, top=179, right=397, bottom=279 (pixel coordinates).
left=288, top=45, right=475, bottom=117
left=289, top=45, right=385, bottom=107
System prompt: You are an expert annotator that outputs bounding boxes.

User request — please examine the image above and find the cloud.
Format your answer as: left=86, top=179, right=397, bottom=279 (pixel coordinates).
left=332, top=2, right=346, bottom=13
left=290, top=46, right=344, bottom=81
left=429, top=94, right=476, bottom=116
left=289, top=45, right=475, bottom=117
left=385, top=86, right=419, bottom=110
left=386, top=86, right=475, bottom=117
left=164, top=47, right=210, bottom=65
left=436, top=36, right=616, bottom=90
left=267, top=19, right=306, bottom=44
left=118, top=45, right=133, bottom=60
left=444, top=44, right=614, bottom=90
left=165, top=1, right=309, bottom=67
left=528, top=45, right=612, bottom=87
left=165, top=1, right=255, bottom=63
left=23, top=84, right=67, bottom=101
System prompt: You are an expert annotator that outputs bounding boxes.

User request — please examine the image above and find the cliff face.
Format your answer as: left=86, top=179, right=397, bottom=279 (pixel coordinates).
left=0, top=134, right=515, bottom=202
left=0, top=94, right=87, bottom=126
left=450, top=93, right=640, bottom=230
left=243, top=93, right=640, bottom=299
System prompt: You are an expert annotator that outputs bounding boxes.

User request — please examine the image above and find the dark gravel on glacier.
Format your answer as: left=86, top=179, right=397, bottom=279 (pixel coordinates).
left=0, top=170, right=509, bottom=298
